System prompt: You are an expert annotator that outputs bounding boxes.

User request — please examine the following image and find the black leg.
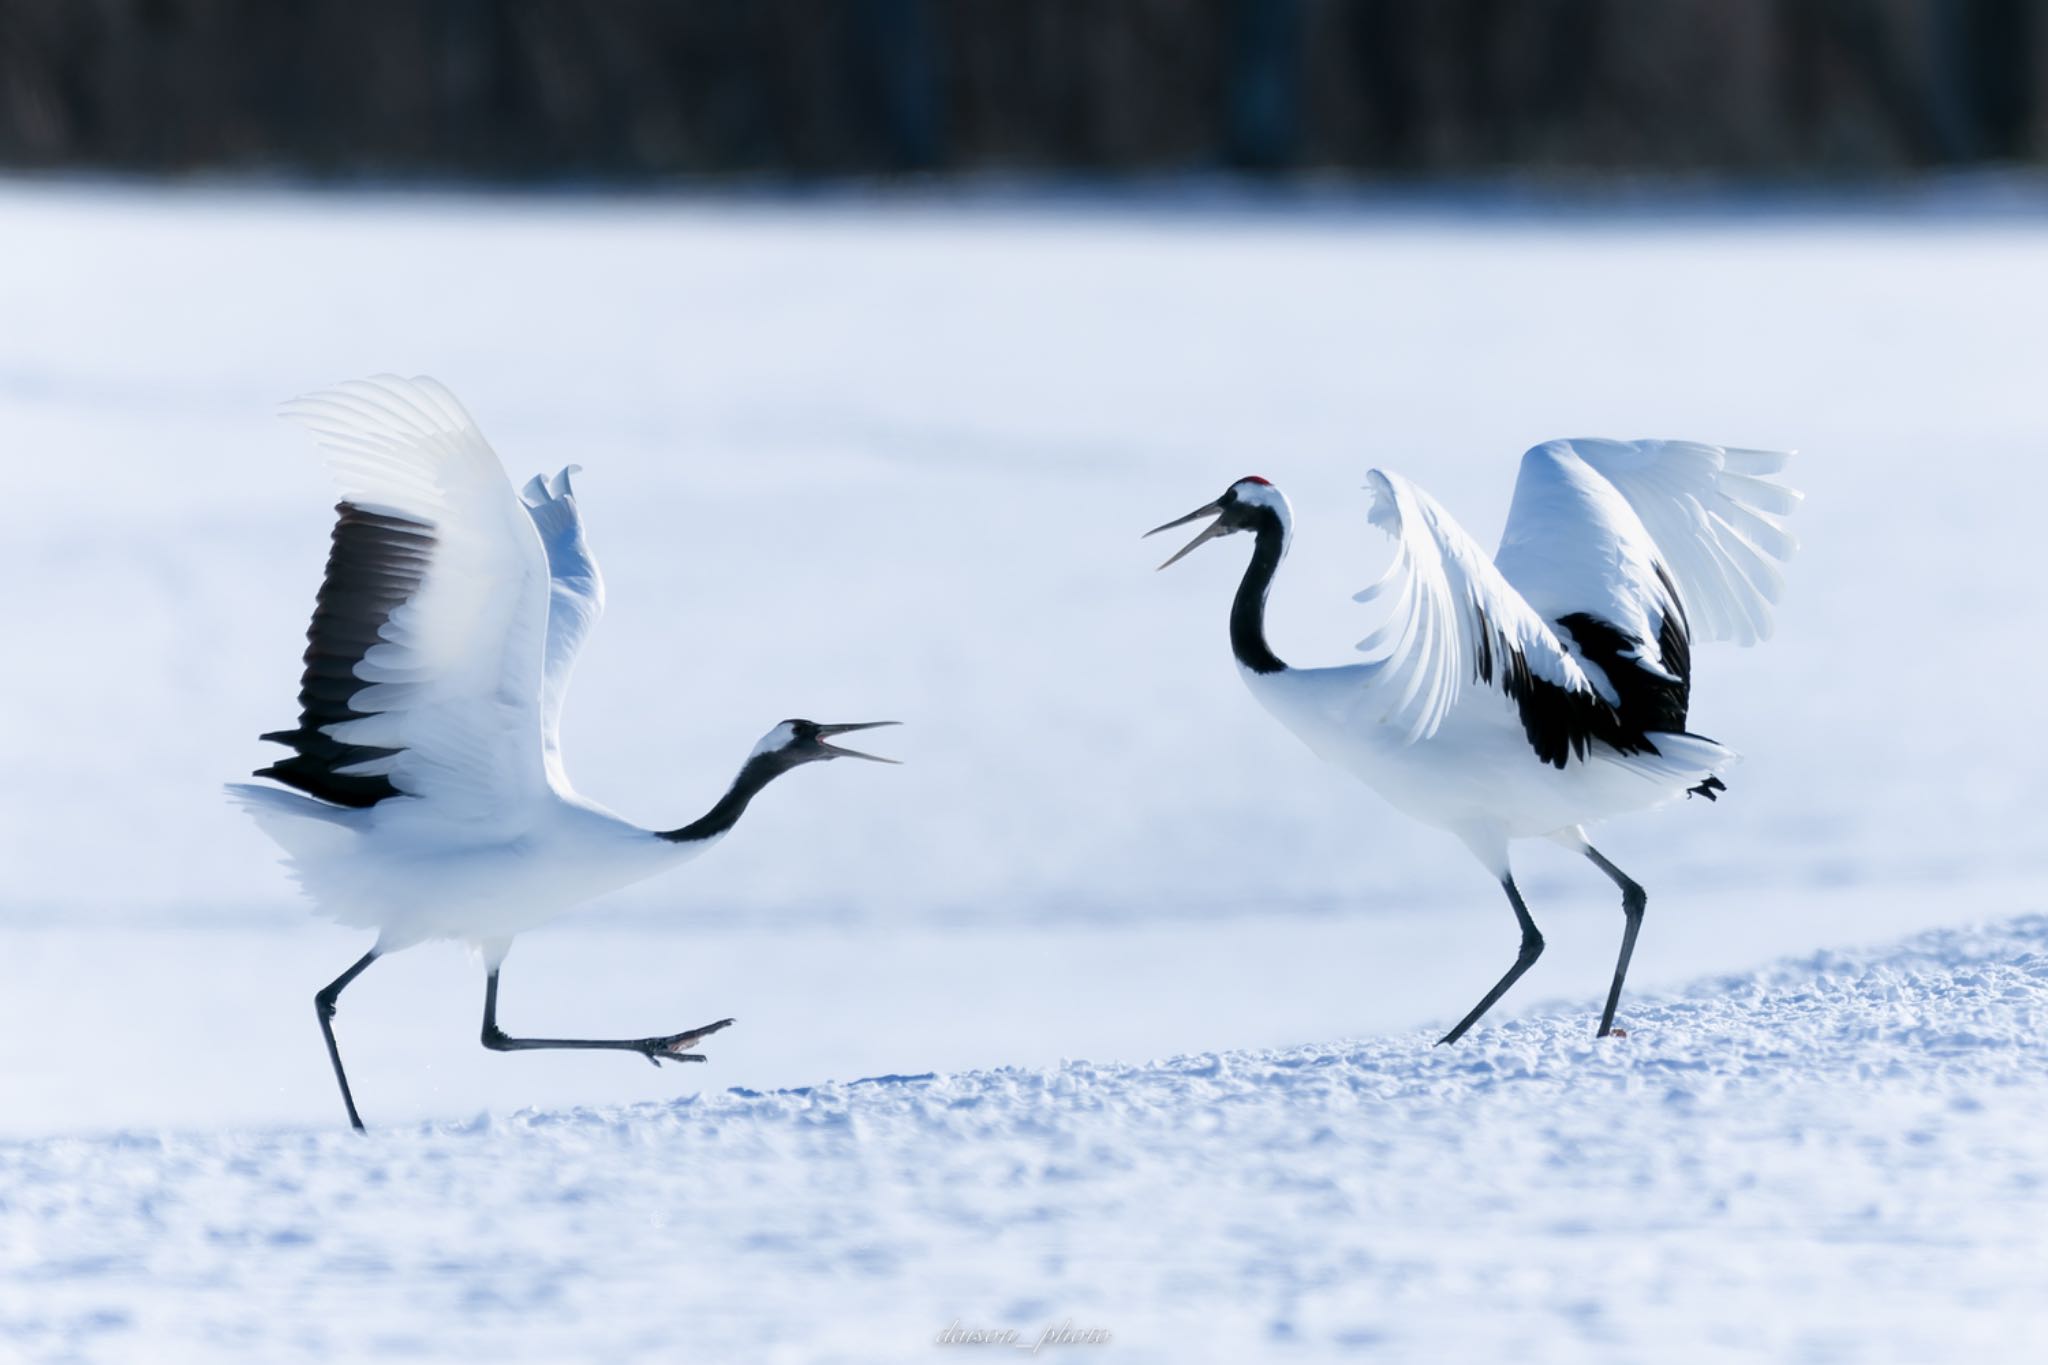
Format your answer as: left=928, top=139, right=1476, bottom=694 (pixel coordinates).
left=1583, top=845, right=1648, bottom=1038
left=314, top=948, right=380, bottom=1132
left=480, top=967, right=734, bottom=1068
left=1436, top=876, right=1544, bottom=1046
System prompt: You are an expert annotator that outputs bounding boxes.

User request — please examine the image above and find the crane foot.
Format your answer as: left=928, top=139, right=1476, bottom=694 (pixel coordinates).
left=638, top=1017, right=735, bottom=1066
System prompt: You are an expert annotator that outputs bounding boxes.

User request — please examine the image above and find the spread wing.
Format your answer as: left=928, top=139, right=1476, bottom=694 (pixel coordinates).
left=1540, top=439, right=1800, bottom=647
left=1493, top=441, right=1697, bottom=739
left=518, top=465, right=606, bottom=785
left=255, top=375, right=554, bottom=840
left=1353, top=469, right=1646, bottom=767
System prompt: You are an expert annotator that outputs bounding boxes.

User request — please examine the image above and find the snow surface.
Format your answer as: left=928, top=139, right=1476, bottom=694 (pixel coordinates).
left=7, top=917, right=2046, bottom=1363
left=2, top=181, right=2047, bottom=1358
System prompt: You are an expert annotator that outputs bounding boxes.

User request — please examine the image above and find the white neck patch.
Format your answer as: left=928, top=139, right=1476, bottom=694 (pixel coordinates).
left=1233, top=479, right=1293, bottom=532
left=750, top=722, right=800, bottom=759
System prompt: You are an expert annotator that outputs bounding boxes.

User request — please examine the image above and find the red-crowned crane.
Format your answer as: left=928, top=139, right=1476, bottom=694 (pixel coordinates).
left=230, top=376, right=896, bottom=1130
left=1147, top=442, right=1798, bottom=1044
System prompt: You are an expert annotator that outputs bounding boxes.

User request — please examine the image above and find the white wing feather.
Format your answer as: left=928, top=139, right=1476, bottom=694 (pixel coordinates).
left=1353, top=469, right=1604, bottom=744
left=281, top=375, right=553, bottom=840
left=1547, top=439, right=1801, bottom=646
left=518, top=465, right=606, bottom=786
left=1493, top=442, right=1683, bottom=686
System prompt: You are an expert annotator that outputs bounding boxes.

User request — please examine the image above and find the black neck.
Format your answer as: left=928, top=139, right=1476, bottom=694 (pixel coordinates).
left=1230, top=512, right=1288, bottom=675
left=657, top=753, right=785, bottom=844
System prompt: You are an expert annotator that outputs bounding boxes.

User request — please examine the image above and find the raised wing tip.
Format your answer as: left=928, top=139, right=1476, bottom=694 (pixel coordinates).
left=279, top=374, right=457, bottom=420
left=1360, top=469, right=1408, bottom=533
left=521, top=465, right=586, bottom=507
left=1719, top=445, right=1796, bottom=478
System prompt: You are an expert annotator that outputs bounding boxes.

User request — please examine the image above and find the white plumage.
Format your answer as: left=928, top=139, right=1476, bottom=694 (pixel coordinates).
left=521, top=464, right=605, bottom=789
left=1149, top=440, right=1800, bottom=1043
left=232, top=376, right=896, bottom=1130
left=1353, top=466, right=1597, bottom=745
left=268, top=379, right=557, bottom=842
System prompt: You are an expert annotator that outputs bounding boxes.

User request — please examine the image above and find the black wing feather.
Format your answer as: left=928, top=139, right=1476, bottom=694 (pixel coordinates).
left=1528, top=561, right=1721, bottom=775
left=254, top=503, right=435, bottom=808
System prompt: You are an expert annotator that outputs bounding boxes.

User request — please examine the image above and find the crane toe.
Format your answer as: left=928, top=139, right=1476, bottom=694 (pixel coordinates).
left=639, top=1017, right=736, bottom=1064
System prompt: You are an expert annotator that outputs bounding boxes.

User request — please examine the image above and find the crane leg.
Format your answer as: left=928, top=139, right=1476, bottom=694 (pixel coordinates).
left=1583, top=844, right=1647, bottom=1038
left=314, top=948, right=380, bottom=1132
left=1436, top=876, right=1544, bottom=1046
left=480, top=967, right=734, bottom=1067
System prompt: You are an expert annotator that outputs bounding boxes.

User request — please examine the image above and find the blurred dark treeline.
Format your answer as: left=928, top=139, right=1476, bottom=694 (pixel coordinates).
left=0, top=0, right=2040, bottom=179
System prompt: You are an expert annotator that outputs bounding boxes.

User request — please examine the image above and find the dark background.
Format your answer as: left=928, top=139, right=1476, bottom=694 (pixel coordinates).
left=0, top=0, right=2039, bottom=180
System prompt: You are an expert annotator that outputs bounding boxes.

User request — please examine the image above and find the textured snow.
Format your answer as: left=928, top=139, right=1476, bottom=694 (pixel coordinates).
left=7, top=917, right=2046, bottom=1363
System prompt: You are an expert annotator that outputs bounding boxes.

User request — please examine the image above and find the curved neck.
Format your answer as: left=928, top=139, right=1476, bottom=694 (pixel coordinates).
left=657, top=753, right=786, bottom=844
left=1231, top=512, right=1288, bottom=675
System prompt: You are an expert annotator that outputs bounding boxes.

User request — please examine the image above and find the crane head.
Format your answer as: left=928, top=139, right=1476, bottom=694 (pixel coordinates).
left=1144, top=476, right=1289, bottom=569
left=753, top=719, right=901, bottom=767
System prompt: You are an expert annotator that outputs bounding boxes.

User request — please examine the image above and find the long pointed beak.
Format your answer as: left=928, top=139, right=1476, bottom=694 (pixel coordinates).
left=815, top=721, right=902, bottom=764
left=1143, top=501, right=1225, bottom=570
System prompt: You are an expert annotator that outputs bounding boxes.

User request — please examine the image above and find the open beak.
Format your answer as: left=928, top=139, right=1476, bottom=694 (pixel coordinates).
left=815, top=721, right=902, bottom=764
left=1143, top=501, right=1226, bottom=570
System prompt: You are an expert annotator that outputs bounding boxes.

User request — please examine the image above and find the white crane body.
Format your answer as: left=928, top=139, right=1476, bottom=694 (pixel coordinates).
left=231, top=782, right=714, bottom=949
left=1242, top=662, right=1730, bottom=861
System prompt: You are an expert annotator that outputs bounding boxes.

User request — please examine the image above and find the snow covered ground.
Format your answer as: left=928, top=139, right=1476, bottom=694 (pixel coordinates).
left=7, top=916, right=2046, bottom=1363
left=2, top=180, right=2046, bottom=1358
